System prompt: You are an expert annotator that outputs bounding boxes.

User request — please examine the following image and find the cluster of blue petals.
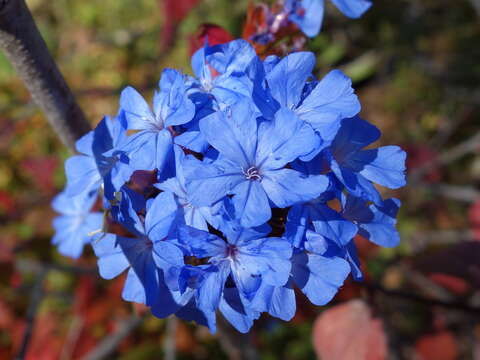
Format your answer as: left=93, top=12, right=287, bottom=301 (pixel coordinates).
left=52, top=39, right=405, bottom=333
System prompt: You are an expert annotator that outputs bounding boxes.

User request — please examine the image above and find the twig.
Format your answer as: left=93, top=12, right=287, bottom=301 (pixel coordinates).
left=406, top=229, right=474, bottom=253
left=418, top=183, right=480, bottom=203
left=80, top=314, right=144, bottom=360
left=216, top=316, right=259, bottom=360
left=409, top=132, right=480, bottom=183
left=15, top=268, right=48, bottom=360
left=364, top=282, right=480, bottom=315
left=0, top=0, right=91, bottom=151
left=164, top=316, right=177, bottom=360
left=15, top=258, right=96, bottom=275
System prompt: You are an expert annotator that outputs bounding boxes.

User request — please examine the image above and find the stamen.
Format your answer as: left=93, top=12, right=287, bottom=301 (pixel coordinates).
left=243, top=166, right=262, bottom=181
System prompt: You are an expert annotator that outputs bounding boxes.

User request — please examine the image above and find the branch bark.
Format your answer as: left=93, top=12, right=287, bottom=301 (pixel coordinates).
left=0, top=0, right=91, bottom=151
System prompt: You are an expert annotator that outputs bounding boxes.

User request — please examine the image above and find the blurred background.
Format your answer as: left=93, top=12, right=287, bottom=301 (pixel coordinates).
left=1, top=0, right=480, bottom=359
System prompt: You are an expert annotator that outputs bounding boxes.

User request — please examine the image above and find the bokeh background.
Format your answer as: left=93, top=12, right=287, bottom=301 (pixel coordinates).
left=1, top=0, right=480, bottom=359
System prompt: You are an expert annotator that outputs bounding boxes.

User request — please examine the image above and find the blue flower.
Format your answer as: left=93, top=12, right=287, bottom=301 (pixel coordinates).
left=285, top=0, right=372, bottom=37
left=185, top=99, right=328, bottom=227
left=262, top=52, right=361, bottom=148
left=341, top=194, right=401, bottom=247
left=92, top=186, right=184, bottom=307
left=327, top=116, right=407, bottom=204
left=176, top=220, right=292, bottom=332
left=52, top=191, right=102, bottom=259
left=64, top=115, right=132, bottom=199
left=119, top=69, right=195, bottom=173
left=155, top=145, right=223, bottom=231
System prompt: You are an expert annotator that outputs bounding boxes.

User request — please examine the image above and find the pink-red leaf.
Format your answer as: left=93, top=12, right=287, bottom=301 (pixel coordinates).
left=313, top=300, right=387, bottom=360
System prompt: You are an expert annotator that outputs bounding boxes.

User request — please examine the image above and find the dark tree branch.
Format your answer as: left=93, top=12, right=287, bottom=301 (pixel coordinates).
left=0, top=0, right=91, bottom=151
left=15, top=268, right=48, bottom=360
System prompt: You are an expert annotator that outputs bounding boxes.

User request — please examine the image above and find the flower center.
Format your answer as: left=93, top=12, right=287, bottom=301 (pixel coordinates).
left=243, top=166, right=262, bottom=181
left=226, top=244, right=238, bottom=258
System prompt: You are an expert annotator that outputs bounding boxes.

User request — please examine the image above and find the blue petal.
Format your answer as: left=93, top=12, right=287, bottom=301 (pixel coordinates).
left=219, top=287, right=260, bottom=333
left=250, top=280, right=296, bottom=321
left=177, top=225, right=226, bottom=258
left=310, top=203, right=358, bottom=246
left=238, top=236, right=292, bottom=287
left=331, top=116, right=381, bottom=159
left=119, top=130, right=173, bottom=172
left=292, top=252, right=350, bottom=305
left=358, top=198, right=401, bottom=247
left=145, top=191, right=178, bottom=240
left=75, top=130, right=94, bottom=156
left=256, top=108, right=320, bottom=170
left=120, top=86, right=156, bottom=130
left=207, top=39, right=257, bottom=75
left=199, top=99, right=258, bottom=168
left=330, top=0, right=372, bottom=18
left=287, top=0, right=325, bottom=37
left=262, top=169, right=329, bottom=207
left=176, top=297, right=217, bottom=332
left=155, top=69, right=195, bottom=127
left=266, top=52, right=316, bottom=108
left=330, top=160, right=382, bottom=204
left=231, top=180, right=271, bottom=227
left=296, top=70, right=360, bottom=142
left=285, top=203, right=310, bottom=248
left=185, top=157, right=244, bottom=207
left=353, top=146, right=407, bottom=189
left=91, top=234, right=130, bottom=280
left=122, top=266, right=160, bottom=305
left=52, top=212, right=102, bottom=259
left=64, top=155, right=101, bottom=196
left=196, top=263, right=231, bottom=313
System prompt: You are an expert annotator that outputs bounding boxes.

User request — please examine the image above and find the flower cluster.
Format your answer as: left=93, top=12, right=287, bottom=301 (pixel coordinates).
left=52, top=39, right=406, bottom=333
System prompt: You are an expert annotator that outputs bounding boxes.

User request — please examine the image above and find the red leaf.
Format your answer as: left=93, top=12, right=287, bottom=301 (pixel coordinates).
left=313, top=300, right=387, bottom=360
left=415, top=331, right=458, bottom=360
left=164, top=0, right=200, bottom=22
left=160, top=0, right=201, bottom=49
left=189, top=24, right=233, bottom=56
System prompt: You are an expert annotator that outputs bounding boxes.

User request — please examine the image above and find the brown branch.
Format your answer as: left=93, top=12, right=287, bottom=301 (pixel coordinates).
left=0, top=0, right=91, bottom=151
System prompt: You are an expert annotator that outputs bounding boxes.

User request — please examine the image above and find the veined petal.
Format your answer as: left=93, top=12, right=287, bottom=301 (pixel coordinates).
left=292, top=252, right=350, bottom=305
left=231, top=180, right=271, bottom=227
left=91, top=234, right=130, bottom=280
left=250, top=281, right=296, bottom=321
left=257, top=108, right=320, bottom=170
left=199, top=99, right=258, bottom=167
left=296, top=70, right=360, bottom=142
left=185, top=158, right=244, bottom=207
left=120, top=86, right=156, bottom=130
left=266, top=52, right=316, bottom=108
left=287, top=0, right=325, bottom=37
left=262, top=169, right=329, bottom=208
left=354, top=146, right=407, bottom=189
left=145, top=191, right=178, bottom=241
